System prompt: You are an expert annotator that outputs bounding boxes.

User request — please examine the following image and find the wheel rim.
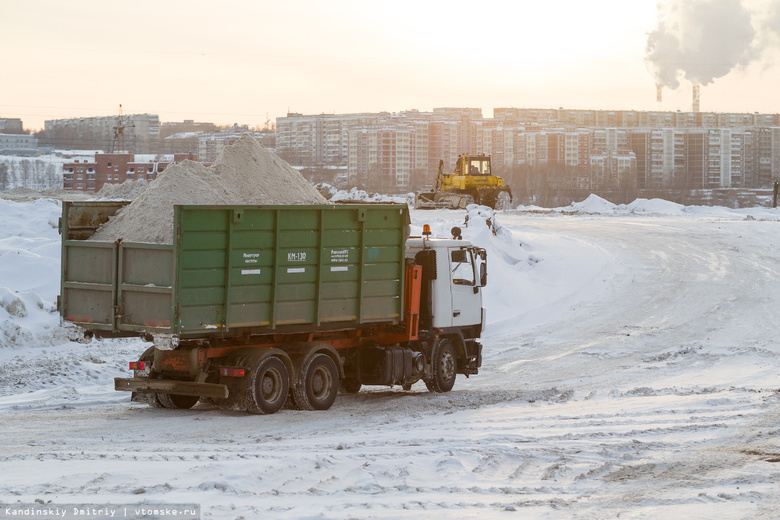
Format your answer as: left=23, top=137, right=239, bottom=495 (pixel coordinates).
left=260, top=367, right=284, bottom=403
left=310, top=365, right=333, bottom=401
left=440, top=349, right=456, bottom=383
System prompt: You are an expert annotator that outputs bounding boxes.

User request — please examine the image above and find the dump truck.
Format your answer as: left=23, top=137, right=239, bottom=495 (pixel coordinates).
left=59, top=202, right=486, bottom=414
left=416, top=154, right=512, bottom=210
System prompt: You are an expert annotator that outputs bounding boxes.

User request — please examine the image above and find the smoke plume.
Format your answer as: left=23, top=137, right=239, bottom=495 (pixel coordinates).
left=646, top=0, right=775, bottom=89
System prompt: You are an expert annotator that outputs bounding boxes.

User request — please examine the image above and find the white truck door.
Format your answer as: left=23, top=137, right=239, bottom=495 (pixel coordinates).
left=449, top=247, right=482, bottom=328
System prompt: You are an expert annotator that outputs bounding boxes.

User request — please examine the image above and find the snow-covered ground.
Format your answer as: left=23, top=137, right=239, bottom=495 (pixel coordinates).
left=1, top=195, right=780, bottom=519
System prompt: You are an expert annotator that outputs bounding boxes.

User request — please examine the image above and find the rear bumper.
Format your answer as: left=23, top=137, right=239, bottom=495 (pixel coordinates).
left=115, top=378, right=228, bottom=399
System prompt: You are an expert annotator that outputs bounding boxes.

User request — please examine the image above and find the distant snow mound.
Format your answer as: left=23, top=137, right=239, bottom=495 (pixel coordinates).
left=89, top=134, right=328, bottom=244
left=328, top=186, right=413, bottom=204
left=94, top=179, right=149, bottom=200
left=566, top=194, right=618, bottom=214
left=624, top=198, right=685, bottom=215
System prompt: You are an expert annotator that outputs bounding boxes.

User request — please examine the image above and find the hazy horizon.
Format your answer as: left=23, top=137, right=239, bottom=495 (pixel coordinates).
left=3, top=0, right=780, bottom=131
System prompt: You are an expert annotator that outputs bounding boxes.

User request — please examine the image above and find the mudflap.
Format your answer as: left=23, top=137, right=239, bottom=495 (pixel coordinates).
left=463, top=340, right=482, bottom=376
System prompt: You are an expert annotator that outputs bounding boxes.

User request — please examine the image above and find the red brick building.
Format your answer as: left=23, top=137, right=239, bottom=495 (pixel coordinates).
left=63, top=152, right=195, bottom=192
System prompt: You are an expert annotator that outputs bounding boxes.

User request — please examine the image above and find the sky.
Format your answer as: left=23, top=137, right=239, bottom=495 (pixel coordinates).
left=2, top=0, right=780, bottom=131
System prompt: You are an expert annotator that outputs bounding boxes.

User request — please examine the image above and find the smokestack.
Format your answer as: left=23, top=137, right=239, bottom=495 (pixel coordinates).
left=657, top=86, right=663, bottom=103
left=692, top=84, right=700, bottom=113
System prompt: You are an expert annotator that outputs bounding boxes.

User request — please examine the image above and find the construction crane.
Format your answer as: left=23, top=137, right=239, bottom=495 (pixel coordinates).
left=109, top=104, right=134, bottom=153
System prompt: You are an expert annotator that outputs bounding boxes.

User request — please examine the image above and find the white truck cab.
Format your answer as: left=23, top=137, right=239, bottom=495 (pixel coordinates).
left=406, top=226, right=487, bottom=335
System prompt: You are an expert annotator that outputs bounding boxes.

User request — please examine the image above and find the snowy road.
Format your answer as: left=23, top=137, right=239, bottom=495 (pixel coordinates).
left=2, top=208, right=780, bottom=519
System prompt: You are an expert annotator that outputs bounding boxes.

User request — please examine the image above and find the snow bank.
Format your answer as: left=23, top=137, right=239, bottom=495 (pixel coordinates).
left=625, top=198, right=685, bottom=215
left=518, top=194, right=780, bottom=220
left=563, top=194, right=618, bottom=214
left=0, top=199, right=69, bottom=349
left=321, top=184, right=414, bottom=204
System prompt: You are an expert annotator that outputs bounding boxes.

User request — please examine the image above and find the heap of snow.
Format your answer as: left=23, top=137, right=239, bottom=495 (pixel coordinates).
left=564, top=194, right=618, bottom=214
left=89, top=134, right=328, bottom=244
left=0, top=198, right=69, bottom=349
left=319, top=184, right=413, bottom=205
left=461, top=205, right=528, bottom=266
left=517, top=194, right=780, bottom=220
left=94, top=179, right=149, bottom=200
left=410, top=204, right=533, bottom=328
left=625, top=198, right=685, bottom=215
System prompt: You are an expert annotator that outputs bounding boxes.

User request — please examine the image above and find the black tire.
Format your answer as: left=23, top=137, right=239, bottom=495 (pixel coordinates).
left=293, top=353, right=339, bottom=411
left=341, top=377, right=362, bottom=394
left=246, top=356, right=289, bottom=415
left=425, top=339, right=457, bottom=393
left=479, top=191, right=497, bottom=209
left=158, top=392, right=199, bottom=410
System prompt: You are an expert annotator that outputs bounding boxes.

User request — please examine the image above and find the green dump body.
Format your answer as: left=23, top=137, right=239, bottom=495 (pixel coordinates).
left=60, top=202, right=410, bottom=339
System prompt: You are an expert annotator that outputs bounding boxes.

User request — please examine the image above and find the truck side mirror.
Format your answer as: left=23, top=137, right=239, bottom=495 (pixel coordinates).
left=480, top=263, right=487, bottom=287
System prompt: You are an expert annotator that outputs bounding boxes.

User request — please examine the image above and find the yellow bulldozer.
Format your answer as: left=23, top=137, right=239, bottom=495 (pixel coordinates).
left=415, top=154, right=512, bottom=210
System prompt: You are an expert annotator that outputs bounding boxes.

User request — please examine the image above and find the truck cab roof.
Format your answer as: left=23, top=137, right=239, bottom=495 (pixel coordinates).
left=406, top=236, right=474, bottom=250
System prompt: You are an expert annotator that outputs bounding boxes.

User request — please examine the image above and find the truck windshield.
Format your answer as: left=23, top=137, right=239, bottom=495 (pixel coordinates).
left=451, top=249, right=475, bottom=285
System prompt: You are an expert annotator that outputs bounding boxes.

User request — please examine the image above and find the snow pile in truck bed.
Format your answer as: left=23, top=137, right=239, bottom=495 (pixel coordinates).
left=94, top=178, right=149, bottom=200
left=88, top=134, right=328, bottom=244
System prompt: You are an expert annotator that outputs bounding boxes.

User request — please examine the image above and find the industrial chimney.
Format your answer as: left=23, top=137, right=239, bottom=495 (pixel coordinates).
left=692, top=84, right=700, bottom=113
left=657, top=86, right=663, bottom=103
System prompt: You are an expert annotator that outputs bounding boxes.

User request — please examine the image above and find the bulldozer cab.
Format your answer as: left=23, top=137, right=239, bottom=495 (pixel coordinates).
left=457, top=155, right=491, bottom=176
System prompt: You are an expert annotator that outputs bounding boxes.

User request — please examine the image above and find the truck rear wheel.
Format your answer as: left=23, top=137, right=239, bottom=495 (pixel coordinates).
left=293, top=353, right=339, bottom=411
left=425, top=339, right=457, bottom=393
left=246, top=355, right=289, bottom=415
left=340, top=377, right=362, bottom=394
left=158, top=392, right=199, bottom=410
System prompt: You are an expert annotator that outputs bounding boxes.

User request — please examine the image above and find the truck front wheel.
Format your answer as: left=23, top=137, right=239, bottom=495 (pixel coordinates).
left=293, top=353, right=339, bottom=411
left=425, top=339, right=457, bottom=393
left=246, top=356, right=289, bottom=415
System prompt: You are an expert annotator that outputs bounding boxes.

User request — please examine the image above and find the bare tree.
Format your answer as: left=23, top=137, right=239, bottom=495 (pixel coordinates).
left=0, top=163, right=9, bottom=191
left=45, top=163, right=61, bottom=190
left=18, top=160, right=31, bottom=189
left=8, top=162, right=18, bottom=189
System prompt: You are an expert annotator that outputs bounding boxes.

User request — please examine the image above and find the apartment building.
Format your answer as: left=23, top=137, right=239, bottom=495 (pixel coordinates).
left=44, top=114, right=160, bottom=153
left=279, top=108, right=780, bottom=191
left=347, top=126, right=418, bottom=188
left=281, top=110, right=480, bottom=188
left=0, top=118, right=24, bottom=134
left=0, top=133, right=37, bottom=156
left=276, top=113, right=383, bottom=166
left=493, top=108, right=780, bottom=130
left=629, top=127, right=766, bottom=191
left=62, top=152, right=192, bottom=192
